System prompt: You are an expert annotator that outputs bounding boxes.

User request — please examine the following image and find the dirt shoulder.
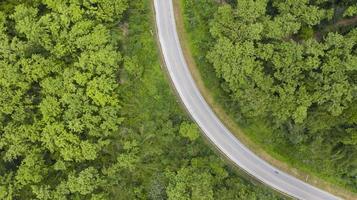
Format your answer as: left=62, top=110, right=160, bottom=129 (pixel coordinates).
left=172, top=0, right=357, bottom=199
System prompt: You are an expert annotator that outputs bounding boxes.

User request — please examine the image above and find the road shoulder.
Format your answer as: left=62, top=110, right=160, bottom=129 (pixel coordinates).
left=172, top=0, right=357, bottom=199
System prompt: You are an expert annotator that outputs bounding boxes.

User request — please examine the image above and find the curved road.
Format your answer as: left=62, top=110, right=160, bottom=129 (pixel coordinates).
left=154, top=0, right=341, bottom=200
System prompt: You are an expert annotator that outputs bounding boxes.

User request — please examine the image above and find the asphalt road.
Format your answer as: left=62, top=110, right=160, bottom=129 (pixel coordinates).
left=154, top=0, right=342, bottom=199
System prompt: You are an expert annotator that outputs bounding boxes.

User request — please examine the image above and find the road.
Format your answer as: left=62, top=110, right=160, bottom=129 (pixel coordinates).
left=153, top=0, right=342, bottom=199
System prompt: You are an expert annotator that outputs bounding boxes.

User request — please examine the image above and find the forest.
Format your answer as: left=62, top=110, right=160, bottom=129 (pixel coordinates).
left=0, top=0, right=283, bottom=199
left=181, top=0, right=357, bottom=193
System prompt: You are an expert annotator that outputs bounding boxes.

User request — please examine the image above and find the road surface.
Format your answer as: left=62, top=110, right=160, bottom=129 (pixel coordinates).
left=154, top=0, right=341, bottom=199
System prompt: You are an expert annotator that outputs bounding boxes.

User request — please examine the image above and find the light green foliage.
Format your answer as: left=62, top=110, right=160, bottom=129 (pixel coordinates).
left=165, top=156, right=279, bottom=200
left=344, top=6, right=357, bottom=17
left=123, top=56, right=143, bottom=78
left=66, top=167, right=101, bottom=195
left=166, top=167, right=214, bottom=200
left=179, top=122, right=200, bottom=141
left=272, top=0, right=325, bottom=26
left=0, top=0, right=127, bottom=199
left=235, top=0, right=267, bottom=23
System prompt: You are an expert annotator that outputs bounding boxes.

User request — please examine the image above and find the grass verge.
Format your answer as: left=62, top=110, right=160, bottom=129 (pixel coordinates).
left=173, top=0, right=357, bottom=199
left=116, top=0, right=285, bottom=199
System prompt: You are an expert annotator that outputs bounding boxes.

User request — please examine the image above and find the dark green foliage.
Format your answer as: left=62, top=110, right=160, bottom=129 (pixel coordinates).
left=182, top=0, right=357, bottom=192
left=298, top=26, right=314, bottom=40
left=111, top=1, right=282, bottom=199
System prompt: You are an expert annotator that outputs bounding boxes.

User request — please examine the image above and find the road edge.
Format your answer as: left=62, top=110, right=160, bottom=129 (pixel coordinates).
left=171, top=0, right=357, bottom=199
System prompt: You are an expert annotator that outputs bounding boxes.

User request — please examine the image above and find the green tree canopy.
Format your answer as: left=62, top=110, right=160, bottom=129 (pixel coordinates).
left=0, top=0, right=128, bottom=199
left=207, top=0, right=357, bottom=189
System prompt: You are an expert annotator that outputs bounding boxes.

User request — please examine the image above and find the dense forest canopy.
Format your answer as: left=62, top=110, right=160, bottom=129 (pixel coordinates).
left=0, top=0, right=128, bottom=198
left=205, top=0, right=357, bottom=190
left=0, top=0, right=282, bottom=199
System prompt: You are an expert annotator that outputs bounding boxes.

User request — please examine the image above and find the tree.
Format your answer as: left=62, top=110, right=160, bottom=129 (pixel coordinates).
left=179, top=122, right=200, bottom=141
left=166, top=167, right=214, bottom=200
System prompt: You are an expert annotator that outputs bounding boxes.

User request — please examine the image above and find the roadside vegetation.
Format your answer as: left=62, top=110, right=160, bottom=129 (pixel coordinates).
left=179, top=0, right=357, bottom=193
left=0, top=0, right=283, bottom=199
